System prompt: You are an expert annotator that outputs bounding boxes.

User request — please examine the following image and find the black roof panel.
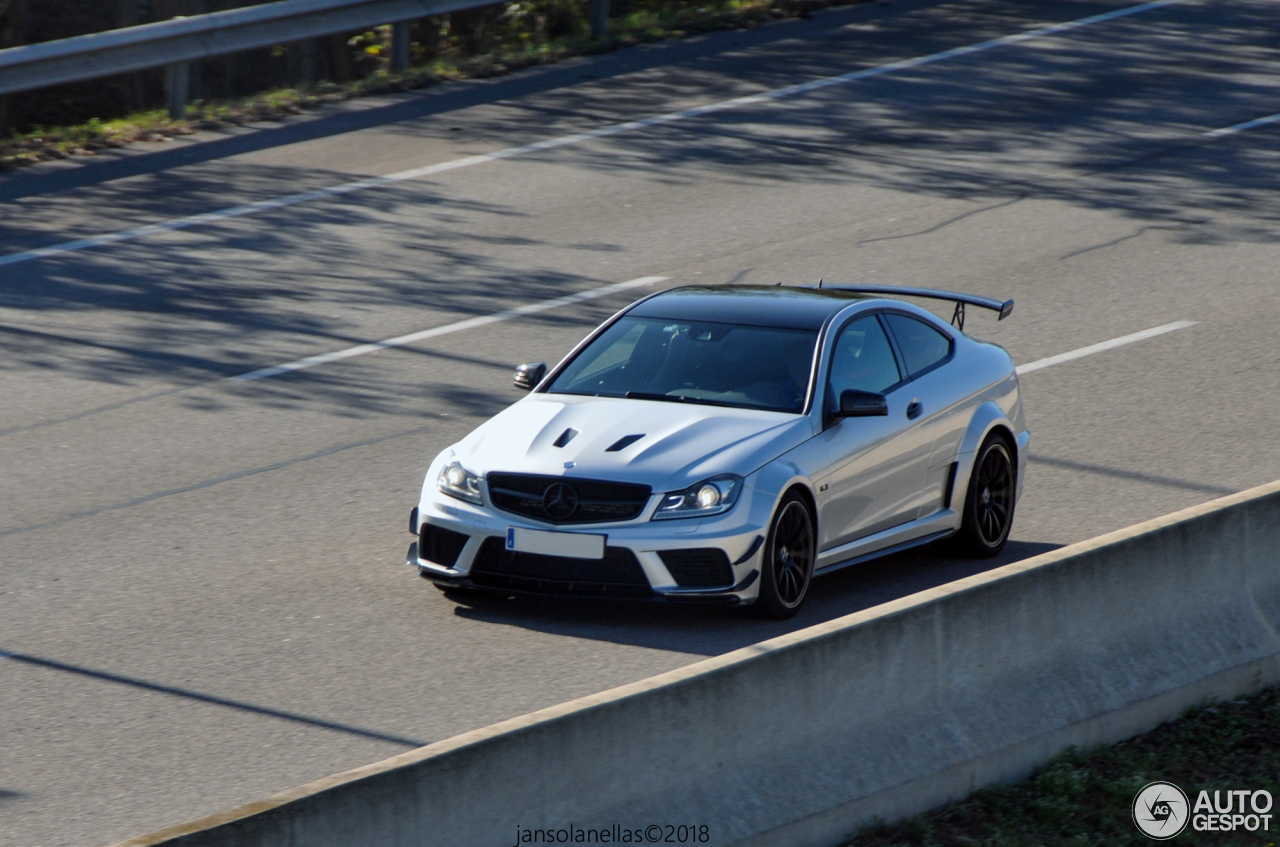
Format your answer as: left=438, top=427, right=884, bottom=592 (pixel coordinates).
left=628, top=285, right=866, bottom=330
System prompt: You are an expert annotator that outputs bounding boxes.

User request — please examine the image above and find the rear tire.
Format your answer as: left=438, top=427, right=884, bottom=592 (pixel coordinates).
left=953, top=433, right=1016, bottom=558
left=753, top=492, right=816, bottom=619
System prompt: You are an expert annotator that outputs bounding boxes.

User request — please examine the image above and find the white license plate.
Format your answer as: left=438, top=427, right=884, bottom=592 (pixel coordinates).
left=506, top=527, right=605, bottom=560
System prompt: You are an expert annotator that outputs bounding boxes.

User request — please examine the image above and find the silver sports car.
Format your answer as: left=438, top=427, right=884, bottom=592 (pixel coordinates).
left=407, top=284, right=1027, bottom=618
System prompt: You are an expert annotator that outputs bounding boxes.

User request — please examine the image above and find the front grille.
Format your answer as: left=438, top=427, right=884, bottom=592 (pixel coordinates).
left=486, top=473, right=651, bottom=525
left=469, top=537, right=653, bottom=598
left=420, top=524, right=469, bottom=568
left=658, top=548, right=734, bottom=588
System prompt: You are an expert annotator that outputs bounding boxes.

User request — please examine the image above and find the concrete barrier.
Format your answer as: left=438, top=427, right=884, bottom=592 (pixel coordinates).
left=113, top=480, right=1280, bottom=847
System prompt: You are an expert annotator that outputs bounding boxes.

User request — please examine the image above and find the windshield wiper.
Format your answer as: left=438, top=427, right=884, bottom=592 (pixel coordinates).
left=625, top=391, right=681, bottom=402
left=624, top=391, right=737, bottom=408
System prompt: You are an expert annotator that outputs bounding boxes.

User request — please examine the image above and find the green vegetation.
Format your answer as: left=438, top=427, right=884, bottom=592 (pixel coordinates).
left=0, top=0, right=861, bottom=172
left=845, top=685, right=1280, bottom=847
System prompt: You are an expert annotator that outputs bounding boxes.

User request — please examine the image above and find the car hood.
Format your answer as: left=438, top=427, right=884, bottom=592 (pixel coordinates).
left=449, top=394, right=814, bottom=492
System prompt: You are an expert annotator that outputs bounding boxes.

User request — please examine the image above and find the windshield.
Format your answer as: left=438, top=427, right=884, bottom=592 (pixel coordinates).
left=546, top=316, right=818, bottom=413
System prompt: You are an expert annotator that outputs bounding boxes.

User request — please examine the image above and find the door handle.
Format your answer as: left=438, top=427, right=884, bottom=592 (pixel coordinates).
left=906, top=400, right=923, bottom=420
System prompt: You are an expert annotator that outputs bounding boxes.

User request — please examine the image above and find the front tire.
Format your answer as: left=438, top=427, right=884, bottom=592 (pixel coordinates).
left=953, top=433, right=1016, bottom=557
left=753, top=492, right=816, bottom=619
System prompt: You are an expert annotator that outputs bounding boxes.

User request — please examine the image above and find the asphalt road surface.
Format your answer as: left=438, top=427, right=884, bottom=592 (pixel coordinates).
left=2, top=0, right=1279, bottom=843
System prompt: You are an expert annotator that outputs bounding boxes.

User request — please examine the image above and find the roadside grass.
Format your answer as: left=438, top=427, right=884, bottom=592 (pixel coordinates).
left=0, top=0, right=863, bottom=172
left=845, top=685, right=1280, bottom=847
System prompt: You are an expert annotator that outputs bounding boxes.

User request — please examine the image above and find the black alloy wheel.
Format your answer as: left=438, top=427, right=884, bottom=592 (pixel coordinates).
left=954, top=434, right=1016, bottom=558
left=754, top=492, right=815, bottom=619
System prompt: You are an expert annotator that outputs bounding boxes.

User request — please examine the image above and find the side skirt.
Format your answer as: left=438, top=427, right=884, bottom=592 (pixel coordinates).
left=814, top=510, right=959, bottom=576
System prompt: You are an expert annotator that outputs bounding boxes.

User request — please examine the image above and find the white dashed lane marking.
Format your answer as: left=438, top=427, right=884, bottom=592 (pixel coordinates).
left=232, top=276, right=669, bottom=381
left=1016, top=321, right=1198, bottom=376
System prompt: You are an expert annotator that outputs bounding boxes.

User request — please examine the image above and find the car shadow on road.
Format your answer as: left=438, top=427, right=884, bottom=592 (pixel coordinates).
left=445, top=538, right=1062, bottom=656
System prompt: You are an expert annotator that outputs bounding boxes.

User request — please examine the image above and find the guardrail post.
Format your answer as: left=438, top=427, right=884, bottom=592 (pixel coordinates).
left=590, top=0, right=609, bottom=39
left=165, top=62, right=190, bottom=119
left=300, top=39, right=319, bottom=84
left=391, top=22, right=411, bottom=73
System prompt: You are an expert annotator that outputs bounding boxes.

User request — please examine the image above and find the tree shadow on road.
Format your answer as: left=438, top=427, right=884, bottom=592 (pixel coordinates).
left=2, top=0, right=1278, bottom=423
left=0, top=0, right=926, bottom=206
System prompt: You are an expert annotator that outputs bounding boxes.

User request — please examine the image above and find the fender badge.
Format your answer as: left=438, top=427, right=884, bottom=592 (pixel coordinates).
left=564, top=461, right=575, bottom=469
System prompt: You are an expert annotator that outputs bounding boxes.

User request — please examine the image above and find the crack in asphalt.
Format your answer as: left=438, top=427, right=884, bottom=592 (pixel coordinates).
left=0, top=424, right=438, bottom=539
left=0, top=648, right=426, bottom=748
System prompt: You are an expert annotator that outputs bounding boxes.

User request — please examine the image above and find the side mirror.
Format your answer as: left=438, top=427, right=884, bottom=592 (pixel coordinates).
left=513, top=362, right=547, bottom=391
left=837, top=389, right=888, bottom=417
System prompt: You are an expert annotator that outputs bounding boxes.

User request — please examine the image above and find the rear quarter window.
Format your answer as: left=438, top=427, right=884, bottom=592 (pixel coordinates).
left=885, top=313, right=952, bottom=377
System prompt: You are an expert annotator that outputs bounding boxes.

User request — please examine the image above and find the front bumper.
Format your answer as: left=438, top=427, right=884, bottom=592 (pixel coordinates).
left=408, top=486, right=775, bottom=605
left=406, top=542, right=758, bottom=604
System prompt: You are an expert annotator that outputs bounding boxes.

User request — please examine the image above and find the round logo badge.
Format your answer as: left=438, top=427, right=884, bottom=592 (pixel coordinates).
left=1133, top=781, right=1190, bottom=840
left=541, top=482, right=579, bottom=520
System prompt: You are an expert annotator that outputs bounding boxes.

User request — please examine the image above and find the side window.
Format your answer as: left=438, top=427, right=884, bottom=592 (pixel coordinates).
left=827, top=316, right=901, bottom=407
left=884, top=313, right=952, bottom=378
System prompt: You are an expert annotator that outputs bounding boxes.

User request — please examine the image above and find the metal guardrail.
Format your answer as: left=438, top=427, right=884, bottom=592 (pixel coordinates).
left=0, top=0, right=610, bottom=118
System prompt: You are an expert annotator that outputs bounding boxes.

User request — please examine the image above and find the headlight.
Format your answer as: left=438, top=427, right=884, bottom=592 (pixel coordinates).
left=437, top=460, right=483, bottom=505
left=651, top=474, right=743, bottom=520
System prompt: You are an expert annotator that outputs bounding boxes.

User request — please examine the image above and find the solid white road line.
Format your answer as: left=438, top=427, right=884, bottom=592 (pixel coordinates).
left=232, top=275, right=668, bottom=380
left=1015, top=320, right=1197, bottom=376
left=1203, top=111, right=1280, bottom=140
left=0, top=0, right=1184, bottom=270
left=239, top=281, right=1193, bottom=382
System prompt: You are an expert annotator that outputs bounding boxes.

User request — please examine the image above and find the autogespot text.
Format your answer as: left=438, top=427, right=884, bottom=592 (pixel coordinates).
left=1191, top=789, right=1274, bottom=833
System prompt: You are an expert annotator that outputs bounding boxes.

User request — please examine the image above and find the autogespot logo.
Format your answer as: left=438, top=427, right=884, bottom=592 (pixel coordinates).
left=1133, top=782, right=1190, bottom=840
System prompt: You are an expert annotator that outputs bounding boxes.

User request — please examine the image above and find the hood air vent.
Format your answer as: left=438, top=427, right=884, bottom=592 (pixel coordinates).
left=606, top=434, right=645, bottom=452
left=553, top=428, right=578, bottom=448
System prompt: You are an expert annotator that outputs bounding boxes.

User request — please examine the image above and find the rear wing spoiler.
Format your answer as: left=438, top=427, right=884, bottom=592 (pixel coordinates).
left=815, top=284, right=1014, bottom=332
